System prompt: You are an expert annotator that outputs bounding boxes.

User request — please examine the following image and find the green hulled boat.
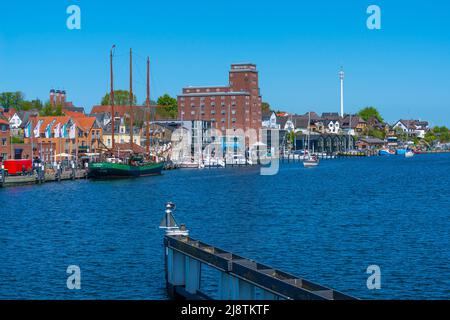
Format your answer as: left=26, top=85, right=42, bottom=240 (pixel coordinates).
left=88, top=161, right=164, bottom=179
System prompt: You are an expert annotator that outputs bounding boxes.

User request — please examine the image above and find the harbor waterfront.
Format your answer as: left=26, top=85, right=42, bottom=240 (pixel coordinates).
left=0, top=153, right=449, bottom=299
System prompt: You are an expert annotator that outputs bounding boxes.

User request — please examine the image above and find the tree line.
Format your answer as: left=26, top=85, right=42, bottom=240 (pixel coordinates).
left=0, top=91, right=63, bottom=116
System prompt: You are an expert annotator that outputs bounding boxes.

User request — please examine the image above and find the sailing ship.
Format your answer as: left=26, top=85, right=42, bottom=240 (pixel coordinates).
left=88, top=157, right=164, bottom=178
left=303, top=112, right=319, bottom=167
left=88, top=46, right=164, bottom=179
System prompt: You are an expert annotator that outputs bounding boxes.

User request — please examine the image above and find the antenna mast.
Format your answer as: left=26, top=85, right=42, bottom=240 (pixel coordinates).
left=339, top=67, right=345, bottom=118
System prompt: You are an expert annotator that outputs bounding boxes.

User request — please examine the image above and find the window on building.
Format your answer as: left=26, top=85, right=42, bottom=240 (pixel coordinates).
left=211, top=110, right=216, bottom=115
left=1, top=138, right=7, bottom=146
left=191, top=111, right=195, bottom=115
left=232, top=110, right=236, bottom=115
left=221, top=110, right=226, bottom=115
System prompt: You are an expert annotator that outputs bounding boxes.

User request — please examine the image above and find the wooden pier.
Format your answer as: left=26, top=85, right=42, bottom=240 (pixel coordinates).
left=161, top=203, right=357, bottom=300
left=0, top=169, right=87, bottom=188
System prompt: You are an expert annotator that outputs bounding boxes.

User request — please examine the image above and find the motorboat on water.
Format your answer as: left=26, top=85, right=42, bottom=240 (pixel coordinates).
left=379, top=149, right=395, bottom=156
left=405, top=150, right=415, bottom=158
left=303, top=155, right=319, bottom=167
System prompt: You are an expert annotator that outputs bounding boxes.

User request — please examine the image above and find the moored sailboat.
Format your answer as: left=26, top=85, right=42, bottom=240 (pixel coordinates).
left=88, top=46, right=164, bottom=179
left=303, top=112, right=319, bottom=167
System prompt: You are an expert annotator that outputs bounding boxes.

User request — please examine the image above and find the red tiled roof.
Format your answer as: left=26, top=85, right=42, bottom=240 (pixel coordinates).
left=91, top=105, right=136, bottom=117
left=112, top=142, right=146, bottom=154
left=36, top=116, right=71, bottom=133
left=1, top=108, right=17, bottom=119
left=0, top=118, right=10, bottom=125
left=63, top=110, right=84, bottom=118
left=73, top=117, right=96, bottom=132
left=91, top=105, right=164, bottom=117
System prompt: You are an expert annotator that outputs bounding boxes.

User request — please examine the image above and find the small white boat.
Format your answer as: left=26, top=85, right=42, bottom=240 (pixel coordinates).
left=303, top=112, right=320, bottom=168
left=405, top=150, right=415, bottom=158
left=303, top=158, right=319, bottom=167
left=203, top=157, right=225, bottom=167
left=226, top=154, right=247, bottom=165
left=303, top=155, right=319, bottom=167
left=179, top=162, right=201, bottom=169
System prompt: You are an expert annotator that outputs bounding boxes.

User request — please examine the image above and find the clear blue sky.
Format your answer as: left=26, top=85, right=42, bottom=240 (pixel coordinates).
left=1, top=0, right=449, bottom=125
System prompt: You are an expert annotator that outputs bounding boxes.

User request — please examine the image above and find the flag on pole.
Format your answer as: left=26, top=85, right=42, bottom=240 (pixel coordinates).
left=60, top=123, right=67, bottom=138
left=69, top=123, right=76, bottom=139
left=45, top=120, right=56, bottom=138
left=24, top=121, right=32, bottom=138
left=33, top=120, right=43, bottom=138
left=45, top=123, right=51, bottom=139
left=54, top=123, right=61, bottom=138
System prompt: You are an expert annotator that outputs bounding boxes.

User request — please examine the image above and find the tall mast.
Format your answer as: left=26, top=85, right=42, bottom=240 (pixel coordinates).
left=339, top=67, right=345, bottom=118
left=146, top=57, right=150, bottom=156
left=110, top=45, right=115, bottom=150
left=308, top=111, right=311, bottom=153
left=129, top=48, right=134, bottom=148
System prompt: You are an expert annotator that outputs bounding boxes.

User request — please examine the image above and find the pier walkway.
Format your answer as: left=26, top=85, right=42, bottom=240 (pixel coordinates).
left=0, top=169, right=87, bottom=188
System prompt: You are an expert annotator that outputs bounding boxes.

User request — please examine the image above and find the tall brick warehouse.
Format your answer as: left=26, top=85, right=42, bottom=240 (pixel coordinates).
left=177, top=63, right=262, bottom=141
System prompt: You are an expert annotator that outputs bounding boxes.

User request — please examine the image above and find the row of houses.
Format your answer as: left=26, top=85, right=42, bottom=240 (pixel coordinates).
left=0, top=109, right=103, bottom=162
left=0, top=90, right=181, bottom=161
left=262, top=111, right=430, bottom=138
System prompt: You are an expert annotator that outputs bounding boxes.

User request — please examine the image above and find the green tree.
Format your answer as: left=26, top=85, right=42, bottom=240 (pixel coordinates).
left=430, top=126, right=449, bottom=143
left=19, top=99, right=43, bottom=111
left=261, top=102, right=271, bottom=114
left=424, top=130, right=436, bottom=145
left=368, top=128, right=386, bottom=140
left=39, top=101, right=63, bottom=116
left=101, top=90, right=136, bottom=106
left=156, top=94, right=178, bottom=119
left=358, top=106, right=384, bottom=122
left=0, top=91, right=25, bottom=109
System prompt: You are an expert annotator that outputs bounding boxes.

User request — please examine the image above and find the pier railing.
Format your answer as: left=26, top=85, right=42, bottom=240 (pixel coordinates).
left=161, top=203, right=357, bottom=300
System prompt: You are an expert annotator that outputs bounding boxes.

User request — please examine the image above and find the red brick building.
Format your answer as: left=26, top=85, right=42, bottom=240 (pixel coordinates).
left=177, top=63, right=262, bottom=143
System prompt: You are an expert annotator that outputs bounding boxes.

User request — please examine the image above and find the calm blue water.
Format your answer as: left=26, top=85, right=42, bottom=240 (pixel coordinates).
left=0, top=154, right=449, bottom=300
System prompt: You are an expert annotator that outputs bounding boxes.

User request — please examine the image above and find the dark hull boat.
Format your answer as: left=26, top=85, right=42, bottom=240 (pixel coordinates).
left=88, top=162, right=164, bottom=179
